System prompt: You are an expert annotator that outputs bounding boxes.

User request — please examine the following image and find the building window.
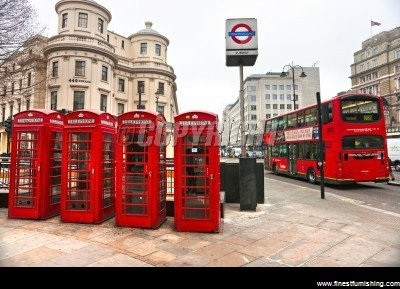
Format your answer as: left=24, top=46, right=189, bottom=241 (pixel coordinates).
left=19, top=79, right=22, bottom=91
left=118, top=78, right=125, bottom=92
left=73, top=91, right=85, bottom=110
left=280, top=104, right=285, bottom=109
left=101, top=65, right=108, bottom=81
left=395, top=50, right=400, bottom=60
left=98, top=18, right=104, bottom=33
left=121, top=40, right=125, bottom=49
left=272, top=85, right=277, bottom=90
left=266, top=104, right=270, bottom=109
left=249, top=95, right=256, bottom=101
left=1, top=107, right=5, bottom=122
left=287, top=104, right=292, bottom=110
left=266, top=114, right=271, bottom=119
left=100, top=94, right=107, bottom=112
left=27, top=72, right=31, bottom=87
left=272, top=94, right=277, bottom=100
left=107, top=34, right=109, bottom=42
left=157, top=82, right=165, bottom=94
left=265, top=94, right=270, bottom=100
left=273, top=104, right=278, bottom=109
left=279, top=94, right=284, bottom=100
left=26, top=99, right=30, bottom=110
left=286, top=85, right=292, bottom=90
left=286, top=94, right=291, bottom=100
left=11, top=82, right=14, bottom=95
left=117, top=103, right=124, bottom=115
left=279, top=85, right=284, bottom=90
left=250, top=105, right=256, bottom=111
left=52, top=61, right=59, bottom=77
left=51, top=91, right=57, bottom=110
left=137, top=81, right=145, bottom=93
left=75, top=61, right=85, bottom=77
left=3, top=86, right=6, bottom=96
left=248, top=86, right=256, bottom=91
left=155, top=44, right=161, bottom=56
left=265, top=84, right=270, bottom=90
left=78, top=13, right=88, bottom=28
left=17, top=102, right=21, bottom=112
left=251, top=115, right=257, bottom=120
left=140, top=43, right=147, bottom=54
left=62, top=13, right=68, bottom=28
left=9, top=104, right=13, bottom=116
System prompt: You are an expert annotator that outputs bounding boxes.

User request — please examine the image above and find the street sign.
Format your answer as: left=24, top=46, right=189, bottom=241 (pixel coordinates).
left=225, top=18, right=258, bottom=66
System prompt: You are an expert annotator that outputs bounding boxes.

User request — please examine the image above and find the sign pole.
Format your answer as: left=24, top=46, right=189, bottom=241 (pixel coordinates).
left=239, top=64, right=246, bottom=157
left=316, top=92, right=325, bottom=199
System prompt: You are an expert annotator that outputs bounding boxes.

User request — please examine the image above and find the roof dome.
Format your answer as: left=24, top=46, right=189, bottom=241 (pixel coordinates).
left=129, top=21, right=169, bottom=44
left=136, top=21, right=160, bottom=35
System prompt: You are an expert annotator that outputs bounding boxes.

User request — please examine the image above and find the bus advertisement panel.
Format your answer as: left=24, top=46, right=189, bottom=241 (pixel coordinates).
left=263, top=93, right=390, bottom=184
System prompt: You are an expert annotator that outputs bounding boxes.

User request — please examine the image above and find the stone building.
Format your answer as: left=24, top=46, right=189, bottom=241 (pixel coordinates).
left=350, top=26, right=400, bottom=134
left=0, top=0, right=178, bottom=155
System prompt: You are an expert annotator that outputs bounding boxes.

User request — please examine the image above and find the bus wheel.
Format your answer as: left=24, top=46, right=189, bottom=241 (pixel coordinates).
left=307, top=168, right=316, bottom=184
left=395, top=162, right=400, bottom=172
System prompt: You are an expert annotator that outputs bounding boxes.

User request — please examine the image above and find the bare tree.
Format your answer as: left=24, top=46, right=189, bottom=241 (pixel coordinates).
left=0, top=0, right=42, bottom=63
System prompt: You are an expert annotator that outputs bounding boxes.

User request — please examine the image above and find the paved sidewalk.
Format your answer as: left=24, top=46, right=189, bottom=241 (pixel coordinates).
left=1, top=175, right=399, bottom=272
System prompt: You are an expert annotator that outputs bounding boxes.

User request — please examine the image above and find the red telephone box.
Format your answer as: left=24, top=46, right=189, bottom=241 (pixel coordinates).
left=115, top=110, right=167, bottom=229
left=8, top=109, right=64, bottom=219
left=174, top=111, right=220, bottom=232
left=61, top=109, right=116, bottom=224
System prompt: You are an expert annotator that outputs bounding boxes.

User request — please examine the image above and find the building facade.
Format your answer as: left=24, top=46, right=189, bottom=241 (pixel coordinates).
left=0, top=0, right=178, bottom=155
left=221, top=67, right=321, bottom=149
left=350, top=26, right=400, bottom=134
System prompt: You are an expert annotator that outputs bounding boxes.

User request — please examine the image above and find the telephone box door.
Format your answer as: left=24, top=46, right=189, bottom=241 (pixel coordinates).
left=115, top=111, right=167, bottom=229
left=174, top=111, right=220, bottom=232
left=61, top=110, right=116, bottom=224
left=8, top=109, right=63, bottom=219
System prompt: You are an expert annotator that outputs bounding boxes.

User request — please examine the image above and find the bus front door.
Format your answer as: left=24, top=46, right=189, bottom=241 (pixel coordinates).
left=289, top=144, right=297, bottom=175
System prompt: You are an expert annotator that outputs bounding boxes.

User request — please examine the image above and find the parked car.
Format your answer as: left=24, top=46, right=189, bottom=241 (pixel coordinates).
left=246, top=150, right=263, bottom=158
left=231, top=147, right=242, bottom=158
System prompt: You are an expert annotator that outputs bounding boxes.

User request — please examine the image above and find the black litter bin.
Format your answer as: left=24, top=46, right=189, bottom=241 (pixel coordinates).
left=239, top=157, right=257, bottom=211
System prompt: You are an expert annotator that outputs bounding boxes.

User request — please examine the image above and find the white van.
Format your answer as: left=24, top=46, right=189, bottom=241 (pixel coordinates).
left=387, top=137, right=400, bottom=171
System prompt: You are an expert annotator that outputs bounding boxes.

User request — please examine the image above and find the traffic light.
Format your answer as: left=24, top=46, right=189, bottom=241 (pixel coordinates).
left=4, top=117, right=12, bottom=134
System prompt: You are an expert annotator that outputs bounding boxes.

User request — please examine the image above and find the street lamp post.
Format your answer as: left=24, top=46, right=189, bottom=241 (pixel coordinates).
left=280, top=63, right=307, bottom=110
left=228, top=118, right=234, bottom=147
left=155, top=89, right=161, bottom=113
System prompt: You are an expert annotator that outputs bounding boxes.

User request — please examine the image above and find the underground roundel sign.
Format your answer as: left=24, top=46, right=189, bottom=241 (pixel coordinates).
left=225, top=18, right=258, bottom=66
left=228, top=23, right=255, bottom=44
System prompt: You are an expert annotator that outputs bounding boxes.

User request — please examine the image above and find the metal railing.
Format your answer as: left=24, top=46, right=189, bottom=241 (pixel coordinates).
left=0, top=157, right=10, bottom=188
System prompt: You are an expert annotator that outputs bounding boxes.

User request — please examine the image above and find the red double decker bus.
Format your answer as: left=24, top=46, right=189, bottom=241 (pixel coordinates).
left=263, top=93, right=390, bottom=184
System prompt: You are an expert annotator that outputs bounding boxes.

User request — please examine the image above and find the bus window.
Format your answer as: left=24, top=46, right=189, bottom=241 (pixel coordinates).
left=278, top=144, right=288, bottom=157
left=297, top=111, right=305, bottom=127
left=304, top=142, right=318, bottom=159
left=322, top=102, right=333, bottom=124
left=305, top=108, right=317, bottom=126
left=342, top=136, right=384, bottom=150
left=265, top=120, right=272, bottom=133
left=341, top=98, right=379, bottom=122
left=271, top=118, right=278, bottom=131
left=277, top=116, right=287, bottom=131
left=298, top=143, right=305, bottom=159
left=287, top=113, right=296, bottom=129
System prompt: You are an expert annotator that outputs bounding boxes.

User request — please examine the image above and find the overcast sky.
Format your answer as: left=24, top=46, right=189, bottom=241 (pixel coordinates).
left=30, top=0, right=400, bottom=118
